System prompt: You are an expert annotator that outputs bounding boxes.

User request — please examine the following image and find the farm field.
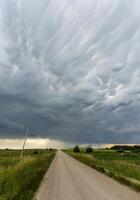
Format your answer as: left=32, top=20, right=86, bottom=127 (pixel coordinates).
left=64, top=148, right=140, bottom=191
left=0, top=149, right=56, bottom=200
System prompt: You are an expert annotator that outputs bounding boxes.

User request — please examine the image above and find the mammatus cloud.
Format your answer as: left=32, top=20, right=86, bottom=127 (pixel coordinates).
left=0, top=0, right=140, bottom=144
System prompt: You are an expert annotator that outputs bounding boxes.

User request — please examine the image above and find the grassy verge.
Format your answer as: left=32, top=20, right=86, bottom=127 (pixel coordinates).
left=0, top=149, right=56, bottom=200
left=64, top=149, right=140, bottom=191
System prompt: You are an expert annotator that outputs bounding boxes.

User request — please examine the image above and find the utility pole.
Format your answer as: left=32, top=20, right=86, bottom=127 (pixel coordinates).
left=20, top=126, right=30, bottom=160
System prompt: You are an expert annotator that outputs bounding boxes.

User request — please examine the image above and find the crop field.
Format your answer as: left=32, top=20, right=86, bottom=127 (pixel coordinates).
left=65, top=148, right=140, bottom=191
left=0, top=149, right=56, bottom=200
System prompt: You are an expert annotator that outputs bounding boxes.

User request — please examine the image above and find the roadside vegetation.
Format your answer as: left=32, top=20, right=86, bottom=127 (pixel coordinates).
left=0, top=149, right=56, bottom=200
left=64, top=145, right=140, bottom=191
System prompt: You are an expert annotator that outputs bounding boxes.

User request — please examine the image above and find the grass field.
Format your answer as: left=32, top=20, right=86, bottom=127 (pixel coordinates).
left=0, top=149, right=56, bottom=200
left=64, top=148, right=140, bottom=191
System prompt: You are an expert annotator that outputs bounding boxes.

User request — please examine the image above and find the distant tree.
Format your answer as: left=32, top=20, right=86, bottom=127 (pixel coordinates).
left=86, top=147, right=93, bottom=153
left=73, top=145, right=80, bottom=153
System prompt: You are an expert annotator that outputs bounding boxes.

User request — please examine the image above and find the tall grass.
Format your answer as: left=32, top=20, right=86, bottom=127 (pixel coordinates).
left=0, top=150, right=56, bottom=200
left=96, top=159, right=140, bottom=181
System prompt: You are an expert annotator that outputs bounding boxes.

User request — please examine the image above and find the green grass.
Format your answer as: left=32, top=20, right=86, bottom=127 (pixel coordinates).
left=64, top=149, right=140, bottom=191
left=0, top=149, right=56, bottom=200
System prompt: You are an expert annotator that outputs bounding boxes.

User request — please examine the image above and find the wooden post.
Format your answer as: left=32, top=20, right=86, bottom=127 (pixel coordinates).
left=20, top=127, right=30, bottom=160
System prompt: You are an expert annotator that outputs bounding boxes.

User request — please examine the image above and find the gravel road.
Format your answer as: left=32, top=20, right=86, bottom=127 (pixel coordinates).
left=35, top=150, right=139, bottom=200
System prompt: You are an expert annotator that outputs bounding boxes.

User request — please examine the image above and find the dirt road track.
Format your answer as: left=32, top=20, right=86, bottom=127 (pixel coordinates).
left=35, top=150, right=139, bottom=200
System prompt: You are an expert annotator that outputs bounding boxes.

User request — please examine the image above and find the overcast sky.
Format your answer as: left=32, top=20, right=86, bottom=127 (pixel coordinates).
left=0, top=0, right=140, bottom=145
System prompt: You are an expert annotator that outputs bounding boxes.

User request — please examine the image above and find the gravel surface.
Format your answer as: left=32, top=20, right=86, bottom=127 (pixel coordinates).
left=35, top=150, right=140, bottom=200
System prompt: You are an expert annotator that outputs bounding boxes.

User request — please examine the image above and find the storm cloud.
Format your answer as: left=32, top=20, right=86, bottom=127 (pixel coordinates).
left=0, top=0, right=140, bottom=144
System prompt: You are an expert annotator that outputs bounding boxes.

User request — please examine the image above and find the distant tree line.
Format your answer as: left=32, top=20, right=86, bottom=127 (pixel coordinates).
left=111, top=145, right=140, bottom=150
left=73, top=145, right=140, bottom=154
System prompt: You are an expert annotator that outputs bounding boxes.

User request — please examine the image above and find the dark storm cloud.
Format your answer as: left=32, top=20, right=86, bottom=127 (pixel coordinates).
left=0, top=0, right=140, bottom=143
